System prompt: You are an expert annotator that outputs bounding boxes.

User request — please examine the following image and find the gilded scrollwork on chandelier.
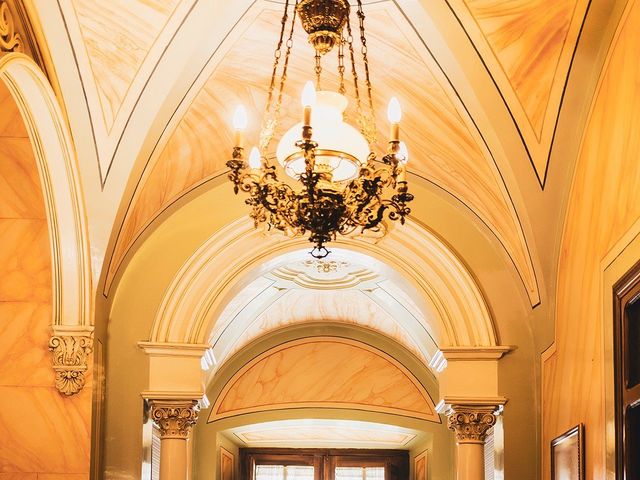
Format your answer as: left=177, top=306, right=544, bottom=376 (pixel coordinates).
left=226, top=0, right=414, bottom=258
left=0, top=0, right=22, bottom=53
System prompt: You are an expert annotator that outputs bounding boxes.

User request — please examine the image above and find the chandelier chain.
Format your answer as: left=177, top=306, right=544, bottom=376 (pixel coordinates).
left=345, top=16, right=365, bottom=143
left=260, top=0, right=298, bottom=154
left=357, top=0, right=377, bottom=145
left=315, top=52, right=322, bottom=89
left=337, top=35, right=346, bottom=94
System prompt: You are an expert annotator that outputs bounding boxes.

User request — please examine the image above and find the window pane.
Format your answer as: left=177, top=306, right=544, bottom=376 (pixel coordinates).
left=336, top=467, right=364, bottom=480
left=256, top=465, right=284, bottom=480
left=286, top=466, right=315, bottom=480
left=625, top=295, right=640, bottom=388
left=365, top=467, right=384, bottom=480
left=335, top=467, right=384, bottom=480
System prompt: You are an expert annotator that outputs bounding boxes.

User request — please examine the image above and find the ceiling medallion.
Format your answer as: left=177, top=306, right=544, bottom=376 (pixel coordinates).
left=227, top=0, right=414, bottom=259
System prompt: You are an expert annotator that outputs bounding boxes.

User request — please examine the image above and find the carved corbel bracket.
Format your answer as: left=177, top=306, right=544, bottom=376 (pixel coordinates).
left=49, top=328, right=94, bottom=396
left=0, top=1, right=23, bottom=53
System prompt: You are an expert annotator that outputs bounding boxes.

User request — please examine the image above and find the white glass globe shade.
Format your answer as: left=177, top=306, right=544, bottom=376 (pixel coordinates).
left=276, top=91, right=370, bottom=182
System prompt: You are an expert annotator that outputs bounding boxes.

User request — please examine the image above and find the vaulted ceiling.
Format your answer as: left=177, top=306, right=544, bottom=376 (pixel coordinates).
left=29, top=0, right=611, bottom=330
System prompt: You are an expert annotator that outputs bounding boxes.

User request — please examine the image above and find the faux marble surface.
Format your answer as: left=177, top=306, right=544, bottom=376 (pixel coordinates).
left=0, top=386, right=91, bottom=474
left=71, top=0, right=181, bottom=128
left=0, top=302, right=53, bottom=387
left=542, top=1, right=640, bottom=478
left=213, top=338, right=437, bottom=422
left=464, top=0, right=578, bottom=135
left=225, top=289, right=427, bottom=365
left=106, top=3, right=538, bottom=305
left=0, top=220, right=51, bottom=303
left=0, top=138, right=46, bottom=219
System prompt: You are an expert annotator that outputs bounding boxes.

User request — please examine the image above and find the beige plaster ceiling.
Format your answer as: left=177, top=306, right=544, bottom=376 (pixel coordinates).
left=227, top=419, right=420, bottom=449
left=206, top=248, right=438, bottom=371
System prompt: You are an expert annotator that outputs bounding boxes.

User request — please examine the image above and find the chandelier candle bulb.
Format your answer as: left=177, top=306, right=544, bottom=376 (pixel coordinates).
left=232, top=105, right=248, bottom=148
left=399, top=141, right=409, bottom=165
left=302, top=81, right=316, bottom=127
left=387, top=97, right=402, bottom=142
left=397, top=164, right=407, bottom=183
left=248, top=147, right=262, bottom=170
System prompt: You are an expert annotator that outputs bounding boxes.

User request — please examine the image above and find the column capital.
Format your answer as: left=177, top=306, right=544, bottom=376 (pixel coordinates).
left=446, top=405, right=498, bottom=444
left=148, top=399, right=200, bottom=439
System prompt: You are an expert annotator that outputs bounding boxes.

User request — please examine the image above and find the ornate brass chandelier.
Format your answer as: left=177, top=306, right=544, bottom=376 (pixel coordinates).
left=227, top=0, right=413, bottom=258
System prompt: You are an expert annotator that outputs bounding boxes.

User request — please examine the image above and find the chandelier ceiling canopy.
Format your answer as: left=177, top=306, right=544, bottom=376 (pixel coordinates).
left=227, top=0, right=414, bottom=258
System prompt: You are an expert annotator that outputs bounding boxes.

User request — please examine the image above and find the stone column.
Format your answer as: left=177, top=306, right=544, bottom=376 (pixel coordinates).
left=149, top=399, right=199, bottom=480
left=447, top=405, right=497, bottom=480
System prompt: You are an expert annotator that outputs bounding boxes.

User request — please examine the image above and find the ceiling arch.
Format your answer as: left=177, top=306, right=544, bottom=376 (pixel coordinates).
left=206, top=248, right=440, bottom=371
left=150, top=217, right=497, bottom=348
left=102, top=0, right=541, bottom=306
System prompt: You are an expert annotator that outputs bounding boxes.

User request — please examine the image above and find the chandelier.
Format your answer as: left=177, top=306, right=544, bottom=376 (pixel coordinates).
left=227, top=0, right=413, bottom=258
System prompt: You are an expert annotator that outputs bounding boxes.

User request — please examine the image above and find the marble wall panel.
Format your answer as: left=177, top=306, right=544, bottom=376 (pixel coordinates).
left=542, top=1, right=640, bottom=477
left=0, top=302, right=52, bottom=386
left=0, top=82, right=91, bottom=478
left=0, top=220, right=51, bottom=303
left=0, top=138, right=46, bottom=219
left=0, top=386, right=91, bottom=474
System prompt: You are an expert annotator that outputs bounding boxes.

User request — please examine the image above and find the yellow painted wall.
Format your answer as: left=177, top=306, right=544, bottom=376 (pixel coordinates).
left=0, top=81, right=91, bottom=478
left=542, top=0, right=640, bottom=477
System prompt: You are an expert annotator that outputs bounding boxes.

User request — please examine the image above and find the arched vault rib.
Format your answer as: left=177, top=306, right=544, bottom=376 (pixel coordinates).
left=101, top=0, right=541, bottom=307
left=150, top=218, right=497, bottom=349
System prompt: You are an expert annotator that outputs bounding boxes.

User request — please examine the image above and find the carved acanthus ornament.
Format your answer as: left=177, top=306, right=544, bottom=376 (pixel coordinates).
left=48, top=332, right=93, bottom=396
left=447, top=406, right=497, bottom=444
left=0, top=1, right=22, bottom=53
left=149, top=400, right=200, bottom=439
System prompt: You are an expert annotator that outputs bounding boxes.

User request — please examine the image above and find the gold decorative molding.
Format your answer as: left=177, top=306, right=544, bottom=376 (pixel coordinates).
left=0, top=1, right=22, bottom=53
left=446, top=406, right=497, bottom=444
left=149, top=399, right=199, bottom=439
left=48, top=330, right=93, bottom=396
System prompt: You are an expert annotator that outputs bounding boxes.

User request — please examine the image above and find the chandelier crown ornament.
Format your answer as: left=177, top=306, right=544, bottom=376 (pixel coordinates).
left=226, top=0, right=414, bottom=259
left=297, top=0, right=350, bottom=55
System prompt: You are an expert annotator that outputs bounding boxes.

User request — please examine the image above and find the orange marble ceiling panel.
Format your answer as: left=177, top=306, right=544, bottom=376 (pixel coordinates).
left=71, top=0, right=182, bottom=128
left=108, top=4, right=538, bottom=304
left=464, top=0, right=579, bottom=136
left=210, top=337, right=439, bottom=422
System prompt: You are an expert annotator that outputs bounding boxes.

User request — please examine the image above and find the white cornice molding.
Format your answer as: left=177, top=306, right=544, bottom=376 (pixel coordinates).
left=439, top=346, right=513, bottom=361
left=138, top=341, right=211, bottom=358
left=435, top=396, right=508, bottom=414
